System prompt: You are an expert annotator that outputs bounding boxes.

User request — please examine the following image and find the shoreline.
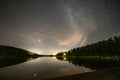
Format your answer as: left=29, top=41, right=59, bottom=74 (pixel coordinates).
left=45, top=67, right=120, bottom=80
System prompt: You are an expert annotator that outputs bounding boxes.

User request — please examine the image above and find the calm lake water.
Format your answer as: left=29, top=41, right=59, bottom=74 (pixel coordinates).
left=0, top=57, right=93, bottom=80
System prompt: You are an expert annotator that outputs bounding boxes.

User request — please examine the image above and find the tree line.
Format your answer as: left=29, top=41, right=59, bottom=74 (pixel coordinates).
left=56, top=36, right=120, bottom=57
left=0, top=45, right=39, bottom=58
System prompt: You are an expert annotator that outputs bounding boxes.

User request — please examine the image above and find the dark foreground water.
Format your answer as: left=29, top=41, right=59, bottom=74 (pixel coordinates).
left=1, top=56, right=120, bottom=80
left=0, top=57, right=93, bottom=80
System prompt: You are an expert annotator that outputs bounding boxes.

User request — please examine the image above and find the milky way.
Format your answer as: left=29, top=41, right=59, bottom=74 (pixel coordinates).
left=0, top=0, right=120, bottom=54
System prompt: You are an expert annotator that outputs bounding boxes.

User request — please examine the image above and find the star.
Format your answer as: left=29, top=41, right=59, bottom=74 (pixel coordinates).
left=38, top=39, right=41, bottom=42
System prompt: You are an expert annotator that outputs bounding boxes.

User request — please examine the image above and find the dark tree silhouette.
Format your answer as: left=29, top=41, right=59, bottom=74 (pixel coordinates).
left=56, top=36, right=120, bottom=57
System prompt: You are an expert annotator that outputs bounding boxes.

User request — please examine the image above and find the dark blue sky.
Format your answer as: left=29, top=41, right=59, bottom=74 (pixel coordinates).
left=0, top=0, right=120, bottom=54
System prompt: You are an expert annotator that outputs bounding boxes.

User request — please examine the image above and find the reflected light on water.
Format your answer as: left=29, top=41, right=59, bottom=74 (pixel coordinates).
left=0, top=57, right=94, bottom=80
left=34, top=73, right=37, bottom=77
left=26, top=58, right=34, bottom=61
left=63, top=57, right=67, bottom=61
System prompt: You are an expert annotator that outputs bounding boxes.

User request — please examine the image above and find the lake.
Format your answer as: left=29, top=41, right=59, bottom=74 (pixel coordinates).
left=0, top=56, right=120, bottom=80
left=0, top=57, right=93, bottom=80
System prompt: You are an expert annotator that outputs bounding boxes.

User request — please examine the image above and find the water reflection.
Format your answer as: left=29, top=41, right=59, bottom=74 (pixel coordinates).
left=56, top=56, right=120, bottom=70
left=1, top=56, right=120, bottom=70
left=0, top=57, right=93, bottom=80
left=1, top=56, right=120, bottom=80
left=0, top=56, right=36, bottom=68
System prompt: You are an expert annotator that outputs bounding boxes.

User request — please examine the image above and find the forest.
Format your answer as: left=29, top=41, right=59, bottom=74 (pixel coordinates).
left=56, top=36, right=120, bottom=57
left=0, top=45, right=39, bottom=58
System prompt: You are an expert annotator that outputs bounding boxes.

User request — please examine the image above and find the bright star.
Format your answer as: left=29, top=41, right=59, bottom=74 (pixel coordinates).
left=38, top=39, right=41, bottom=42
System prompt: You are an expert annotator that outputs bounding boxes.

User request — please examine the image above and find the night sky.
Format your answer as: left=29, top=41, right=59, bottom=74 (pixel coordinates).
left=0, top=0, right=120, bottom=55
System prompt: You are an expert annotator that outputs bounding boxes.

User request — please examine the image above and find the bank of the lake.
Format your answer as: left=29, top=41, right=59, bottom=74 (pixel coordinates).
left=52, top=56, right=120, bottom=80
left=46, top=67, right=120, bottom=80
